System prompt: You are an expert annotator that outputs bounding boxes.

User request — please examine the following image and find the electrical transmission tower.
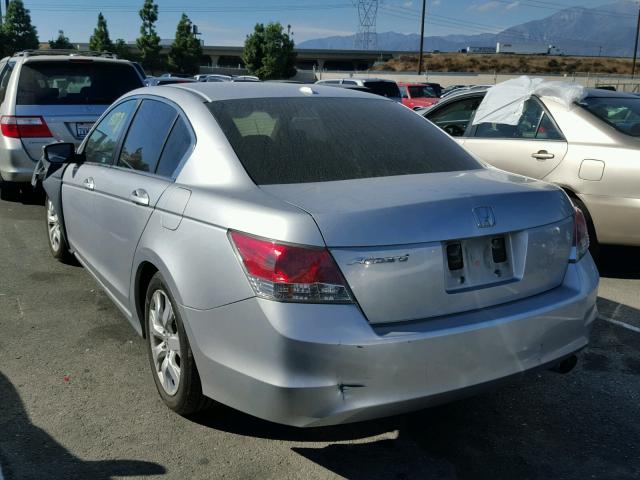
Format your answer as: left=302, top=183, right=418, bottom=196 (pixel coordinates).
left=353, top=0, right=379, bottom=50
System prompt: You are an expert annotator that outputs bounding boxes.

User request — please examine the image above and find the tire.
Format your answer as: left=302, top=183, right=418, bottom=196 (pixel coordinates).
left=571, top=196, right=600, bottom=257
left=45, top=195, right=72, bottom=262
left=145, top=272, right=212, bottom=415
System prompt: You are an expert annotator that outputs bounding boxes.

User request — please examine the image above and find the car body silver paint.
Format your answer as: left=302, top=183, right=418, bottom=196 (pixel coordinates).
left=54, top=82, right=600, bottom=426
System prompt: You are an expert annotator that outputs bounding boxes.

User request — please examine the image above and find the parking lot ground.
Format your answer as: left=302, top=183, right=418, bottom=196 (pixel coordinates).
left=0, top=195, right=639, bottom=480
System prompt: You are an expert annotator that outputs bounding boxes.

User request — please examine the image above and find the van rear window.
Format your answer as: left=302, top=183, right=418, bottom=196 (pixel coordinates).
left=17, top=61, right=143, bottom=105
left=208, top=97, right=481, bottom=185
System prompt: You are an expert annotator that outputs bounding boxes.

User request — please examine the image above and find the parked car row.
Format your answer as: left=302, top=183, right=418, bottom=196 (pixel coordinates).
left=2, top=51, right=632, bottom=429
left=315, top=77, right=443, bottom=110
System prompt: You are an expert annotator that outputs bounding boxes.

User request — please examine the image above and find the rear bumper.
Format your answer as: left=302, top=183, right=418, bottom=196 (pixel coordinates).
left=0, top=137, right=37, bottom=183
left=181, top=255, right=599, bottom=427
left=579, top=193, right=640, bottom=247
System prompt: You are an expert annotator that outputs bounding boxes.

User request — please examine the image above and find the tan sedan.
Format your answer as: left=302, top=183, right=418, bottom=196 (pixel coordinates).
left=424, top=88, right=640, bottom=249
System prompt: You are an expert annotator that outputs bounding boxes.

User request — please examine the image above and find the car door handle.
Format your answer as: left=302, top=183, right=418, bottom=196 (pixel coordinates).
left=83, top=177, right=95, bottom=191
left=129, top=188, right=150, bottom=206
left=531, top=150, right=555, bottom=160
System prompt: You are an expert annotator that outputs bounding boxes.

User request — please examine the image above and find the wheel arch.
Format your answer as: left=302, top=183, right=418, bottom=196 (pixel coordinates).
left=131, top=250, right=184, bottom=338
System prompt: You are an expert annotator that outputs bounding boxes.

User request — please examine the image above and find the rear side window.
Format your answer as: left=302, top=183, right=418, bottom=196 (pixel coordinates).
left=0, top=61, right=15, bottom=105
left=118, top=99, right=177, bottom=173
left=580, top=96, right=640, bottom=137
left=474, top=98, right=563, bottom=140
left=363, top=81, right=400, bottom=98
left=208, top=97, right=480, bottom=185
left=156, top=117, right=192, bottom=178
left=17, top=61, right=142, bottom=105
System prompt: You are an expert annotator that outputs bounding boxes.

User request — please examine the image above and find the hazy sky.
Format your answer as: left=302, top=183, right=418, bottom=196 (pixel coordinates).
left=14, top=0, right=625, bottom=45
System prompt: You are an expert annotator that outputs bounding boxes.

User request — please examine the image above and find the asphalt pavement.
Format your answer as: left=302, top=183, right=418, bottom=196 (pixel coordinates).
left=0, top=193, right=639, bottom=480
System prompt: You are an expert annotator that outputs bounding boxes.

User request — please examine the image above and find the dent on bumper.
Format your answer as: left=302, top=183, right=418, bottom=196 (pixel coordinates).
left=180, top=256, right=599, bottom=427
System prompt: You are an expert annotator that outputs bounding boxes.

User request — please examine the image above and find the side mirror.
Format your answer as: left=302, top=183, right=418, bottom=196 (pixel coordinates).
left=44, top=142, right=76, bottom=164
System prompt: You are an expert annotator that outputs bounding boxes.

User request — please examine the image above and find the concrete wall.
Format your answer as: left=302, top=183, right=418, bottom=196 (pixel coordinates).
left=197, top=66, right=640, bottom=92
left=314, top=70, right=640, bottom=90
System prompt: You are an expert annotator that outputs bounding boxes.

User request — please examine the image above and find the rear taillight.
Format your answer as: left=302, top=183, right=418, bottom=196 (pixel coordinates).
left=0, top=116, right=53, bottom=138
left=229, top=231, right=352, bottom=303
left=571, top=207, right=589, bottom=262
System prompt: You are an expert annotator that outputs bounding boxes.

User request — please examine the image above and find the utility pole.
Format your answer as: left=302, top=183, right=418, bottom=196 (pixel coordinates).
left=417, top=0, right=427, bottom=75
left=633, top=3, right=640, bottom=78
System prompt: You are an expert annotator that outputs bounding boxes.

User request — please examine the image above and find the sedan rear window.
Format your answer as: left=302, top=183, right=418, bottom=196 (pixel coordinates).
left=208, top=97, right=481, bottom=185
left=580, top=96, right=640, bottom=137
left=408, top=85, right=437, bottom=98
left=17, top=61, right=142, bottom=105
left=363, top=81, right=401, bottom=99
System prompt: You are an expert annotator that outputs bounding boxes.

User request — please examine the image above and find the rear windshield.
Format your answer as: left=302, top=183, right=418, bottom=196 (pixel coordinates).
left=580, top=96, right=640, bottom=137
left=363, top=81, right=401, bottom=99
left=408, top=85, right=437, bottom=98
left=17, top=61, right=143, bottom=105
left=208, top=97, right=480, bottom=185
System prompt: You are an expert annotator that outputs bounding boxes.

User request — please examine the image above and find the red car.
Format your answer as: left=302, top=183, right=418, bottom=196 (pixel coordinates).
left=398, top=82, right=440, bottom=109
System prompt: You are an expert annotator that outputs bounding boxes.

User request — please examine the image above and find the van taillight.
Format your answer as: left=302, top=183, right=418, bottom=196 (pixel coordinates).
left=0, top=116, right=53, bottom=138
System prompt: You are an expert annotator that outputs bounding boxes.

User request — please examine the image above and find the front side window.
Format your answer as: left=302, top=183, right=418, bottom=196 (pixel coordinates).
left=17, top=61, right=142, bottom=105
left=580, top=96, right=640, bottom=137
left=474, top=98, right=563, bottom=140
left=427, top=96, right=483, bottom=137
left=208, top=97, right=480, bottom=185
left=84, top=100, right=136, bottom=165
left=118, top=99, right=177, bottom=173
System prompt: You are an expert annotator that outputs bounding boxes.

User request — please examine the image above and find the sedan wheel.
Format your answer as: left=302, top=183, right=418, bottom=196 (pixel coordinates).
left=148, top=289, right=182, bottom=396
left=45, top=196, right=71, bottom=261
left=47, top=199, right=62, bottom=252
left=145, top=272, right=213, bottom=414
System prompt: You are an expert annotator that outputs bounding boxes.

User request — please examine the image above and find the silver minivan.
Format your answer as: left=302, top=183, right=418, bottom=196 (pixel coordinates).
left=0, top=50, right=143, bottom=194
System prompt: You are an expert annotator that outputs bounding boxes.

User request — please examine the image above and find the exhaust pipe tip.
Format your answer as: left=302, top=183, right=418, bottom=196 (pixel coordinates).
left=549, top=354, right=578, bottom=374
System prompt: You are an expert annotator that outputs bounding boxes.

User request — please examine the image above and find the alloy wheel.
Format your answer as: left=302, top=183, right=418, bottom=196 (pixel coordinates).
left=148, top=289, right=182, bottom=396
left=46, top=199, right=61, bottom=252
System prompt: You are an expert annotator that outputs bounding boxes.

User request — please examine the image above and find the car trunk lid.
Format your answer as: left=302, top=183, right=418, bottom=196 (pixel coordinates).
left=261, top=169, right=575, bottom=324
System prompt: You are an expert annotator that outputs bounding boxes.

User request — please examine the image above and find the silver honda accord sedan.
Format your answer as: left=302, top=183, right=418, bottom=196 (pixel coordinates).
left=40, top=83, right=599, bottom=427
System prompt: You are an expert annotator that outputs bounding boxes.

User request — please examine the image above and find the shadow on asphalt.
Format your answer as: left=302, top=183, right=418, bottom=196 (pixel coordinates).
left=0, top=372, right=166, bottom=480
left=188, top=405, right=404, bottom=442
left=0, top=183, right=45, bottom=206
left=595, top=245, right=640, bottom=280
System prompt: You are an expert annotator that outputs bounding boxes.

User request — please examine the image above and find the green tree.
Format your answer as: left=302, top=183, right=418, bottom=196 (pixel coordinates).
left=49, top=30, right=73, bottom=50
left=2, top=0, right=39, bottom=54
left=89, top=12, right=113, bottom=52
left=242, top=22, right=296, bottom=80
left=168, top=14, right=203, bottom=74
left=136, top=0, right=162, bottom=72
left=0, top=30, right=7, bottom=58
left=113, top=39, right=137, bottom=61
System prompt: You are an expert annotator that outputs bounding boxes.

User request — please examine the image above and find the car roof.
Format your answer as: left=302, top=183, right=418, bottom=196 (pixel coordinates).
left=166, top=81, right=386, bottom=101
left=584, top=88, right=640, bottom=99
left=14, top=55, right=133, bottom=65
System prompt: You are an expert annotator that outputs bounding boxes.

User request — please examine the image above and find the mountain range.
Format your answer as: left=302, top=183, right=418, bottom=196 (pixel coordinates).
left=297, top=1, right=638, bottom=57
